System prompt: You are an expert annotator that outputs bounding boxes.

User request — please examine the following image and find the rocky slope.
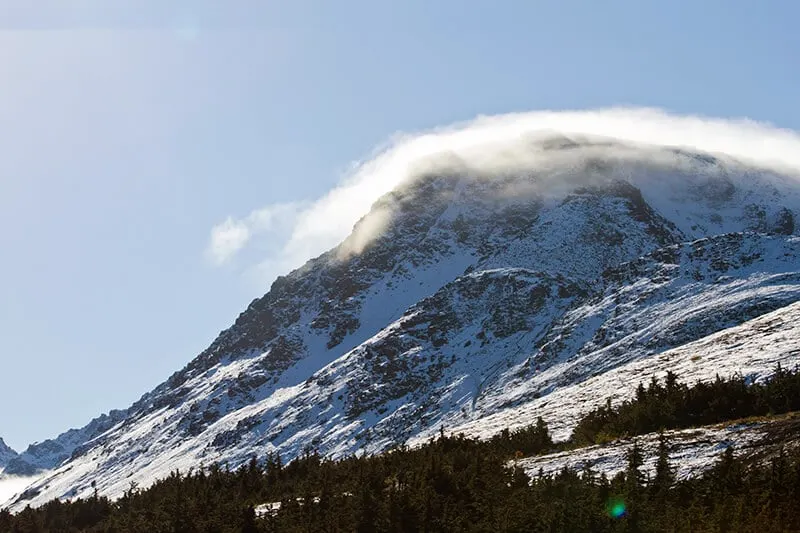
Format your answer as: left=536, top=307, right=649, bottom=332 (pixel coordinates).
left=0, top=439, right=16, bottom=470
left=449, top=297, right=800, bottom=443
left=5, top=140, right=800, bottom=510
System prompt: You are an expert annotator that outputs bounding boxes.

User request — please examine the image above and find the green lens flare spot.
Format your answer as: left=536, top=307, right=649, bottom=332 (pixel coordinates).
left=606, top=497, right=626, bottom=518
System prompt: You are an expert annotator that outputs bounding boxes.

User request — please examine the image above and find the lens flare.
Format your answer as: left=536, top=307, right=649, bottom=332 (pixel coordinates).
left=606, top=497, right=626, bottom=518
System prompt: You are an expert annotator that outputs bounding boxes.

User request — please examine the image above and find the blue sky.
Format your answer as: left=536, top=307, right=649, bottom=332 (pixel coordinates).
left=1, top=0, right=798, bottom=451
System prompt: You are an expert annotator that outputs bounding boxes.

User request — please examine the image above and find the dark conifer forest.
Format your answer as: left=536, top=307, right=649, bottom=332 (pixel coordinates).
left=3, top=367, right=799, bottom=532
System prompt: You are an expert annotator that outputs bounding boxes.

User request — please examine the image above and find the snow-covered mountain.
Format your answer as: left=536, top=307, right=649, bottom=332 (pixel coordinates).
left=1, top=411, right=127, bottom=477
left=0, top=439, right=16, bottom=470
left=6, top=137, right=800, bottom=510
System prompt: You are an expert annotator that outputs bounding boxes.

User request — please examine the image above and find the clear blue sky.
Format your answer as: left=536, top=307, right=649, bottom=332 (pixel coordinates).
left=1, top=1, right=798, bottom=451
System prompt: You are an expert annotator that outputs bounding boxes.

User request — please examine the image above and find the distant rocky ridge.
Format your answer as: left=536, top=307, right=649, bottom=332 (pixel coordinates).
left=0, top=439, right=17, bottom=470
left=1, top=411, right=127, bottom=477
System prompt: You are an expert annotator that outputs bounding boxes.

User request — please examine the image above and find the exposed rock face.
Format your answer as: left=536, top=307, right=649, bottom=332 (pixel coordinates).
left=0, top=439, right=17, bottom=470
left=7, top=141, right=800, bottom=510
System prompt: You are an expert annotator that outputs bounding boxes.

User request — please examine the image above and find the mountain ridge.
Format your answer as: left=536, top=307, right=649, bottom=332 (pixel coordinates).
left=0, top=439, right=16, bottom=470
left=6, top=138, right=800, bottom=509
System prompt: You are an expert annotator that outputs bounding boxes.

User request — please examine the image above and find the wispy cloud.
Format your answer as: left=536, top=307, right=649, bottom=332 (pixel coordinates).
left=207, top=217, right=250, bottom=266
left=207, top=203, right=303, bottom=266
left=207, top=107, right=800, bottom=283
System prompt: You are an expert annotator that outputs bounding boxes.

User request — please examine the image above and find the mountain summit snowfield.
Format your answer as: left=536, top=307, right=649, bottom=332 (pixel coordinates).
left=5, top=108, right=800, bottom=510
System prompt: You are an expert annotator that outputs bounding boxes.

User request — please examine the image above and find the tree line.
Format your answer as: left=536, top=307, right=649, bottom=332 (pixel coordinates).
left=1, top=365, right=798, bottom=532
left=570, top=364, right=800, bottom=445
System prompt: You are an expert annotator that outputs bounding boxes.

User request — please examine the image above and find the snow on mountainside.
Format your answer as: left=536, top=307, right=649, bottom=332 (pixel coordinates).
left=517, top=413, right=800, bottom=482
left=448, top=297, right=800, bottom=443
left=0, top=411, right=127, bottom=477
left=0, top=439, right=36, bottom=508
left=6, top=138, right=800, bottom=510
left=0, top=476, right=36, bottom=511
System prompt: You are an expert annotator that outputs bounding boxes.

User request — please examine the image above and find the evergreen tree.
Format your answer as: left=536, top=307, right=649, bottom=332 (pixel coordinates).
left=241, top=505, right=258, bottom=533
left=623, top=442, right=646, bottom=532
left=653, top=431, right=675, bottom=496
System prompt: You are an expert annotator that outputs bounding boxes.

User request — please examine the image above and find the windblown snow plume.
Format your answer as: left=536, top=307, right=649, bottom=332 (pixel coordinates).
left=213, top=107, right=800, bottom=280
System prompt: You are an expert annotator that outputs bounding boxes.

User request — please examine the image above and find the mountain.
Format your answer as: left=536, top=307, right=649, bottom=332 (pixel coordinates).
left=6, top=138, right=800, bottom=510
left=0, top=439, right=17, bottom=470
left=0, top=411, right=127, bottom=477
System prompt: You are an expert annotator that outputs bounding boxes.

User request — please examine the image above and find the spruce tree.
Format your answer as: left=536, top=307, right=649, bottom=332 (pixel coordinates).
left=653, top=431, right=675, bottom=496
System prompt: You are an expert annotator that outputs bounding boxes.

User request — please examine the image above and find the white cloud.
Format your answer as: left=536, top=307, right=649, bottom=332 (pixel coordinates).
left=207, top=217, right=250, bottom=265
left=207, top=202, right=304, bottom=266
left=209, top=107, right=800, bottom=282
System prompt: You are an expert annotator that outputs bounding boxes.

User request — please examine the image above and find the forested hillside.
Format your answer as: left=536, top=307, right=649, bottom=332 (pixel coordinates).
left=4, top=368, right=799, bottom=532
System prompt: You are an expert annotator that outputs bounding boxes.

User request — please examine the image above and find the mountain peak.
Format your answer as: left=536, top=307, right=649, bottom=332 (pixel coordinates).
left=0, top=437, right=18, bottom=468
left=10, top=111, right=800, bottom=510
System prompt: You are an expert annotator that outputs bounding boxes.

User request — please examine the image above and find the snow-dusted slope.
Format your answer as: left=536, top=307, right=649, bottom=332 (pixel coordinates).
left=517, top=414, right=800, bottom=482
left=0, top=439, right=39, bottom=510
left=448, top=298, right=800, bottom=443
left=6, top=141, right=800, bottom=510
left=0, top=476, right=37, bottom=510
